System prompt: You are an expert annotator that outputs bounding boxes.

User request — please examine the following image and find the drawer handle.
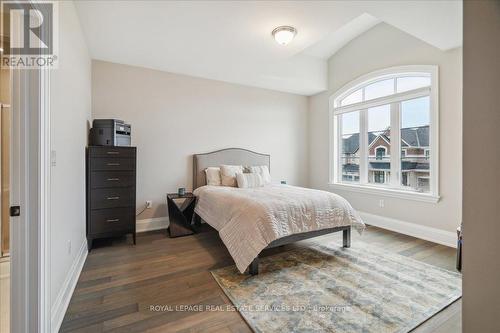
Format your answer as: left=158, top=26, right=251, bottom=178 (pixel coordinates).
left=107, top=151, right=119, bottom=155
left=106, top=218, right=120, bottom=222
left=106, top=163, right=120, bottom=166
left=107, top=178, right=120, bottom=181
left=107, top=196, right=120, bottom=200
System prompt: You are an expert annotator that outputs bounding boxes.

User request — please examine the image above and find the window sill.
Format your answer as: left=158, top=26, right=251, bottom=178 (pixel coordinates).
left=328, top=182, right=440, bottom=203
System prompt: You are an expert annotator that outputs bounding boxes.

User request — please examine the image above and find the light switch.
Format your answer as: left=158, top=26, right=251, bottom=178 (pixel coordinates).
left=51, top=150, right=56, bottom=166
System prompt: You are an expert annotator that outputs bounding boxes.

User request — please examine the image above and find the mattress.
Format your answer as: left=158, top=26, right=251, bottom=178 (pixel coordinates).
left=193, top=184, right=365, bottom=273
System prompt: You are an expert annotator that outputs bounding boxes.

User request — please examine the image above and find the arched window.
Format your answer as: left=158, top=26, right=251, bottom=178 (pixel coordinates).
left=330, top=66, right=439, bottom=202
left=375, top=146, right=387, bottom=160
left=335, top=73, right=432, bottom=108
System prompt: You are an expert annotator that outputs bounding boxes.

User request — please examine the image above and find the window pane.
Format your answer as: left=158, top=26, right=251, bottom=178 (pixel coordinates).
left=340, top=111, right=359, bottom=183
left=397, top=76, right=431, bottom=93
left=368, top=105, right=391, bottom=185
left=401, top=96, right=430, bottom=192
left=340, top=89, right=362, bottom=106
left=364, top=79, right=394, bottom=101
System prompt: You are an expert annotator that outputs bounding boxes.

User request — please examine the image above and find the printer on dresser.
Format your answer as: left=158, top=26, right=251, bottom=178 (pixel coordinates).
left=86, top=145, right=137, bottom=250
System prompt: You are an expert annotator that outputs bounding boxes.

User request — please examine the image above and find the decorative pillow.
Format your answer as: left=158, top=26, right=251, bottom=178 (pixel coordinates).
left=205, top=167, right=222, bottom=186
left=236, top=173, right=264, bottom=188
left=220, top=165, right=244, bottom=187
left=248, top=165, right=272, bottom=184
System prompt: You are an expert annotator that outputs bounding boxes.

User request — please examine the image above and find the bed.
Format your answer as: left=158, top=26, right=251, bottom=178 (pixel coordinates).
left=192, top=148, right=365, bottom=275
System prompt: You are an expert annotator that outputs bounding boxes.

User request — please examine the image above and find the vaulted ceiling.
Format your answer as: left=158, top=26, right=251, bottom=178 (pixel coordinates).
left=75, top=1, right=462, bottom=96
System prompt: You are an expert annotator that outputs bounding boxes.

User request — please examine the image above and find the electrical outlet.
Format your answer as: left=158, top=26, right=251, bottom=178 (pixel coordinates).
left=379, top=199, right=385, bottom=208
left=146, top=200, right=152, bottom=209
left=67, top=240, right=72, bottom=254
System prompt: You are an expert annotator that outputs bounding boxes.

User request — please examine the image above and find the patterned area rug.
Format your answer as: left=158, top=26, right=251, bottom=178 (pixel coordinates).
left=211, top=241, right=461, bottom=333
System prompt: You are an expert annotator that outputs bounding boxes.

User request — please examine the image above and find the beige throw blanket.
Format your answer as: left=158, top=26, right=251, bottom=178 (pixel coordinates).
left=193, top=184, right=365, bottom=273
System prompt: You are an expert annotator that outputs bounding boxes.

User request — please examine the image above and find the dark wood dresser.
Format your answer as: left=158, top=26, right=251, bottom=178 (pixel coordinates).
left=86, top=146, right=136, bottom=250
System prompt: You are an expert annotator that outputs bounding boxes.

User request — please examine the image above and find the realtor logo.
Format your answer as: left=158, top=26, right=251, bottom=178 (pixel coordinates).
left=1, top=1, right=59, bottom=68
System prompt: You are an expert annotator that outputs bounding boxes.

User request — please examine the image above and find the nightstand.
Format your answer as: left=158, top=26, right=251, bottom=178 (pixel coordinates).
left=166, top=193, right=196, bottom=237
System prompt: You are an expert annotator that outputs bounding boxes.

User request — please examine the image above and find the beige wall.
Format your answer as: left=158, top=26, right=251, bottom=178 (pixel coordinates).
left=462, top=1, right=500, bottom=331
left=92, top=60, right=309, bottom=221
left=1, top=35, right=10, bottom=101
left=50, top=0, right=91, bottom=311
left=1, top=13, right=11, bottom=103
left=0, top=69, right=9, bottom=104
left=309, top=23, right=462, bottom=234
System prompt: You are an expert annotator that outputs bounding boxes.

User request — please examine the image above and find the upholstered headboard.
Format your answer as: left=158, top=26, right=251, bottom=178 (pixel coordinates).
left=193, top=148, right=270, bottom=189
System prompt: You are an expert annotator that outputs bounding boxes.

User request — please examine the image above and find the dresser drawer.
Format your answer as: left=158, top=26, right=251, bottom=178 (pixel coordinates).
left=90, top=188, right=134, bottom=209
left=91, top=171, right=135, bottom=188
left=90, top=157, right=135, bottom=171
left=90, top=208, right=134, bottom=234
left=89, top=146, right=136, bottom=158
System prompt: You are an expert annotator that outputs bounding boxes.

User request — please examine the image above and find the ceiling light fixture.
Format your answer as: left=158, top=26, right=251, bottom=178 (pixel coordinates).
left=272, top=26, right=297, bottom=46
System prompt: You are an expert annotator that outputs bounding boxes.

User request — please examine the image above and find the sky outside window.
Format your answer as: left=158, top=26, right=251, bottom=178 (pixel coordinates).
left=401, top=96, right=430, bottom=128
left=341, top=111, right=359, bottom=135
left=341, top=96, right=430, bottom=134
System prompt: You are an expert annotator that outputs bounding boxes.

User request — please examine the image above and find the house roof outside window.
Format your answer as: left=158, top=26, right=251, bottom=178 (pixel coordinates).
left=342, top=125, right=429, bottom=154
left=341, top=125, right=430, bottom=173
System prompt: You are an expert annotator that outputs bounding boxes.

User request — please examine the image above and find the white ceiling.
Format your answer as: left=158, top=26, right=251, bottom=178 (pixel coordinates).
left=75, top=1, right=462, bottom=96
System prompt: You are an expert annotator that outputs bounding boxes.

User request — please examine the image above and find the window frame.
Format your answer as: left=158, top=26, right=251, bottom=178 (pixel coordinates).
left=374, top=146, right=388, bottom=160
left=329, top=65, right=440, bottom=203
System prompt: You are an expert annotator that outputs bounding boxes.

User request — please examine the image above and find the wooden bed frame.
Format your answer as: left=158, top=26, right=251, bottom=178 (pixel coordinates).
left=192, top=148, right=351, bottom=275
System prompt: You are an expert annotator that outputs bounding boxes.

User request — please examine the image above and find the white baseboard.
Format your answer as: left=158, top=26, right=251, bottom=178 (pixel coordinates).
left=51, top=239, right=88, bottom=333
left=136, top=217, right=169, bottom=233
left=359, top=211, right=457, bottom=248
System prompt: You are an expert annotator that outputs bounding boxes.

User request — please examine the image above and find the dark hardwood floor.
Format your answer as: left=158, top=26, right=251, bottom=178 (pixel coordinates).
left=60, top=225, right=461, bottom=333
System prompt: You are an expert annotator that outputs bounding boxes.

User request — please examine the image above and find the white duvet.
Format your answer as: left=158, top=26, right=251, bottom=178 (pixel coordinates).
left=193, top=184, right=365, bottom=273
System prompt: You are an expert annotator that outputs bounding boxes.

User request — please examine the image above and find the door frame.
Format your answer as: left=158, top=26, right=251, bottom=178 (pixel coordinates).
left=9, top=1, right=51, bottom=332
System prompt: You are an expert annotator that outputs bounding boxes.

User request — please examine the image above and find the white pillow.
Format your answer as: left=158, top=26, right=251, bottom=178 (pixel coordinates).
left=249, top=165, right=271, bottom=184
left=236, top=173, right=264, bottom=188
left=205, top=167, right=222, bottom=186
left=220, top=165, right=244, bottom=187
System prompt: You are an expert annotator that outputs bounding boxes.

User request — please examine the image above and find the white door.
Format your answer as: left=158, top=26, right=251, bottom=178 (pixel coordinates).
left=8, top=9, right=51, bottom=331
left=5, top=2, right=52, bottom=331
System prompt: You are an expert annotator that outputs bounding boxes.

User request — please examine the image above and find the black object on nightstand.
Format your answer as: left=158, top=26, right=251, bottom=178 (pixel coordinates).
left=167, top=193, right=196, bottom=237
left=86, top=146, right=137, bottom=250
